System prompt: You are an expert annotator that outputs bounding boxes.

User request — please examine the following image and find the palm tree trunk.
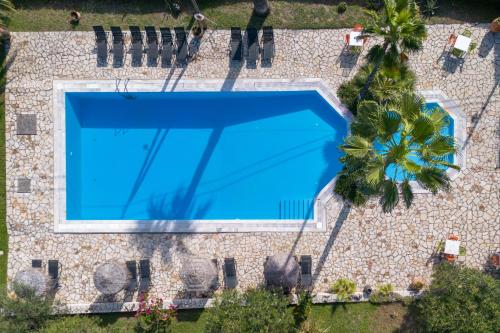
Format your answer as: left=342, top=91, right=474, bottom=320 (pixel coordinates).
left=252, top=0, right=270, bottom=16
left=357, top=41, right=389, bottom=102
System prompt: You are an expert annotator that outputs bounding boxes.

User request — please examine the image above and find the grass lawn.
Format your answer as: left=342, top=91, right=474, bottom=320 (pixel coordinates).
left=95, top=302, right=412, bottom=332
left=6, top=0, right=500, bottom=31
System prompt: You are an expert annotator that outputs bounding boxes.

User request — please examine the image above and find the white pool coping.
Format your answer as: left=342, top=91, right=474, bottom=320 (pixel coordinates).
left=53, top=78, right=352, bottom=233
left=53, top=81, right=465, bottom=233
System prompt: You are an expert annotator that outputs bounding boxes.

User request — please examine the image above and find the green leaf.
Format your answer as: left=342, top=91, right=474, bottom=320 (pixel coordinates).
left=380, top=110, right=401, bottom=139
left=428, top=107, right=449, bottom=129
left=410, top=116, right=436, bottom=144
left=380, top=180, right=399, bottom=213
left=365, top=157, right=385, bottom=186
left=415, top=167, right=451, bottom=194
left=423, top=135, right=456, bottom=157
left=341, top=136, right=372, bottom=158
left=401, top=179, right=413, bottom=208
left=402, top=159, right=421, bottom=173
left=399, top=92, right=423, bottom=122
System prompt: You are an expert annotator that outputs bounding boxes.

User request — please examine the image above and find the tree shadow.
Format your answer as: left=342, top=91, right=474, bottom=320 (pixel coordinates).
left=463, top=31, right=499, bottom=149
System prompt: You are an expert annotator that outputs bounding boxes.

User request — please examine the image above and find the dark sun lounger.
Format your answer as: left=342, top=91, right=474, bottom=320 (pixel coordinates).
left=160, top=27, right=173, bottom=66
left=246, top=28, right=259, bottom=67
left=174, top=27, right=188, bottom=65
left=230, top=27, right=243, bottom=64
left=145, top=26, right=159, bottom=66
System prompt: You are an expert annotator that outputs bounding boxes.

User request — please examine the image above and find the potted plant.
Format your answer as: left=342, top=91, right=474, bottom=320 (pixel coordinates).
left=491, top=17, right=500, bottom=33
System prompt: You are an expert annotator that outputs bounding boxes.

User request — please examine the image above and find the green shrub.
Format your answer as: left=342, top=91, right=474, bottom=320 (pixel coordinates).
left=369, top=283, right=402, bottom=304
left=416, top=263, right=500, bottom=333
left=135, top=294, right=177, bottom=333
left=337, top=2, right=347, bottom=14
left=331, top=278, right=356, bottom=302
left=293, top=290, right=313, bottom=325
left=0, top=284, right=54, bottom=333
left=41, top=315, right=104, bottom=333
left=422, top=0, right=438, bottom=17
left=205, top=288, right=295, bottom=333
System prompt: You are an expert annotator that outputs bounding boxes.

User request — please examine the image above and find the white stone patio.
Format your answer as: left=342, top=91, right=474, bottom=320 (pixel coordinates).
left=5, top=24, right=499, bottom=312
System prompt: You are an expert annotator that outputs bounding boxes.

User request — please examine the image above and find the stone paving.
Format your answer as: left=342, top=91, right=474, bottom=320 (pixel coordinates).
left=4, top=24, right=499, bottom=312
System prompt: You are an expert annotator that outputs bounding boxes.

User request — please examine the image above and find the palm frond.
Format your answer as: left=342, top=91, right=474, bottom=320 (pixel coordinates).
left=399, top=92, right=423, bottom=122
left=422, top=135, right=457, bottom=157
left=380, top=180, right=399, bottom=213
left=341, top=136, right=373, bottom=158
left=380, top=110, right=402, bottom=139
left=409, top=116, right=436, bottom=144
left=401, top=179, right=414, bottom=208
left=415, top=167, right=451, bottom=194
left=365, top=156, right=385, bottom=186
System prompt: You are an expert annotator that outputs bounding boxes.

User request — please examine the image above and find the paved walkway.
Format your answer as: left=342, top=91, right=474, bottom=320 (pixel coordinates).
left=5, top=24, right=499, bottom=311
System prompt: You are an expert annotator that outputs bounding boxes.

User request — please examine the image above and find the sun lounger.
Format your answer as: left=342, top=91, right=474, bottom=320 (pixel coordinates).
left=145, top=26, right=159, bottom=66
left=262, top=26, right=274, bottom=64
left=223, top=257, right=237, bottom=288
left=246, top=28, right=259, bottom=67
left=125, top=260, right=138, bottom=291
left=32, top=259, right=42, bottom=268
left=110, top=26, right=125, bottom=66
left=129, top=26, right=143, bottom=66
left=139, top=259, right=151, bottom=292
left=160, top=27, right=173, bottom=66
left=230, top=27, right=243, bottom=64
left=174, top=27, right=188, bottom=65
left=93, top=26, right=108, bottom=63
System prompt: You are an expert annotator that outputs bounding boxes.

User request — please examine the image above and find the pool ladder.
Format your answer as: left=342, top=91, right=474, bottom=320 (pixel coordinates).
left=279, top=199, right=313, bottom=220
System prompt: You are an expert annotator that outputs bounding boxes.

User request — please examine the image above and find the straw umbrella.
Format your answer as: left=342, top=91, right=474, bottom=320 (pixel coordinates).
left=180, top=257, right=218, bottom=292
left=264, top=253, right=300, bottom=290
left=93, top=262, right=129, bottom=295
left=14, top=269, right=49, bottom=297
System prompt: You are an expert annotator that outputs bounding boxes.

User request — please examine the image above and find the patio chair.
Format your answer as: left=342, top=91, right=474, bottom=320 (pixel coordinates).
left=145, top=26, right=159, bottom=66
left=262, top=26, right=274, bottom=65
left=344, top=34, right=350, bottom=46
left=32, top=259, right=42, bottom=268
left=48, top=260, right=59, bottom=290
left=160, top=27, right=173, bottom=67
left=129, top=26, right=144, bottom=66
left=110, top=26, right=125, bottom=66
left=447, top=33, right=457, bottom=46
left=300, top=255, right=312, bottom=287
left=174, top=27, right=188, bottom=65
left=223, top=257, right=237, bottom=289
left=139, top=259, right=151, bottom=292
left=246, top=28, right=259, bottom=67
left=125, top=260, right=138, bottom=291
left=230, top=27, right=243, bottom=64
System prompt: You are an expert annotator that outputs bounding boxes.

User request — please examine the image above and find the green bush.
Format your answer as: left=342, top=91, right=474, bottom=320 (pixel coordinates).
left=337, top=2, right=347, bottom=14
left=205, top=288, right=295, bottom=333
left=331, top=278, right=356, bottom=302
left=0, top=284, right=54, bottom=333
left=337, top=63, right=416, bottom=114
left=369, top=284, right=402, bottom=304
left=416, top=263, right=500, bottom=333
left=293, top=290, right=313, bottom=325
left=40, top=315, right=104, bottom=333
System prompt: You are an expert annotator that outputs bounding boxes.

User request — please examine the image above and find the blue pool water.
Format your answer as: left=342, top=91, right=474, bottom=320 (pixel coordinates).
left=65, top=91, right=348, bottom=221
left=381, top=102, right=454, bottom=181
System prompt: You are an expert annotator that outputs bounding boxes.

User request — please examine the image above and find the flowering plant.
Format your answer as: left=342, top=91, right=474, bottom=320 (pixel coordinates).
left=135, top=293, right=177, bottom=332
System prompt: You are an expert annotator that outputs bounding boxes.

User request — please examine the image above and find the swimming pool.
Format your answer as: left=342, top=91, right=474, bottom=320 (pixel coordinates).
left=65, top=90, right=348, bottom=221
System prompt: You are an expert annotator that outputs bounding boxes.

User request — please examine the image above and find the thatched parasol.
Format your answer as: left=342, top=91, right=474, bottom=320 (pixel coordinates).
left=264, top=253, right=300, bottom=289
left=180, top=257, right=218, bottom=292
left=14, top=269, right=49, bottom=297
left=93, top=262, right=129, bottom=295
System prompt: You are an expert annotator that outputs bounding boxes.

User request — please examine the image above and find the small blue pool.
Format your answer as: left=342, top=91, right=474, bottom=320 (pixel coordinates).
left=65, top=91, right=348, bottom=221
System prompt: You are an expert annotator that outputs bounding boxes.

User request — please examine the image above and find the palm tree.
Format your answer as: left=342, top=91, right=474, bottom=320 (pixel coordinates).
left=336, top=92, right=459, bottom=212
left=252, top=0, right=270, bottom=16
left=358, top=0, right=427, bottom=101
